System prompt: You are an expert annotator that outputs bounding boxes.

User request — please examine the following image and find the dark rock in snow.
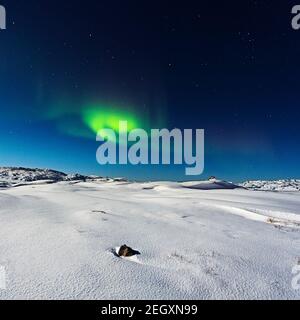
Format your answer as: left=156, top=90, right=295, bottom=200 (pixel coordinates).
left=118, top=245, right=140, bottom=257
left=64, top=173, right=87, bottom=181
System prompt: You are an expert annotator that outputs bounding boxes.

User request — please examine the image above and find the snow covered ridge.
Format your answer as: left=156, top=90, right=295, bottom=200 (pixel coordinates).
left=240, top=179, right=300, bottom=192
left=1, top=167, right=300, bottom=192
left=0, top=167, right=242, bottom=190
left=0, top=167, right=102, bottom=186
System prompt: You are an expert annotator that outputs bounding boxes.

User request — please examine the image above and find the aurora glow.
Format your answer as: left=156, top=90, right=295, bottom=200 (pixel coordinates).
left=44, top=99, right=149, bottom=140
left=82, top=106, right=141, bottom=135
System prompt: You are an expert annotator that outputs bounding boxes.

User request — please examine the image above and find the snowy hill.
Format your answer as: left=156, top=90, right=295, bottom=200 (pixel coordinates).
left=240, top=179, right=300, bottom=192
left=0, top=167, right=101, bottom=186
left=0, top=167, right=67, bottom=183
left=181, top=179, right=241, bottom=190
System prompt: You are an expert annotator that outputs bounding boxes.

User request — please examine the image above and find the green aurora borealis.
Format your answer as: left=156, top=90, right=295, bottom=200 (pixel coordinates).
left=44, top=99, right=160, bottom=140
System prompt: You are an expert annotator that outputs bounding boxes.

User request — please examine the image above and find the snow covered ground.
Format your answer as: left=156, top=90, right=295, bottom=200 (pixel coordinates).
left=0, top=175, right=300, bottom=299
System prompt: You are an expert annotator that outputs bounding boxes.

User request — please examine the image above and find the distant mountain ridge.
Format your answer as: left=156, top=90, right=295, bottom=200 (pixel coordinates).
left=1, top=167, right=299, bottom=192
left=239, top=179, right=300, bottom=192
left=0, top=167, right=95, bottom=185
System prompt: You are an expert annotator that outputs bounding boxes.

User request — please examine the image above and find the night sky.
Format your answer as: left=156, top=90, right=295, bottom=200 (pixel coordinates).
left=0, top=1, right=299, bottom=181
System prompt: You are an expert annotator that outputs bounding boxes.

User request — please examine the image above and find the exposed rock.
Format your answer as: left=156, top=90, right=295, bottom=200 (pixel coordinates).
left=64, top=173, right=86, bottom=181
left=113, top=177, right=127, bottom=182
left=118, top=244, right=140, bottom=257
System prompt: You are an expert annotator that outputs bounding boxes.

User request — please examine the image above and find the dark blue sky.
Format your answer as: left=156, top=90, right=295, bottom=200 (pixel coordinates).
left=0, top=1, right=299, bottom=181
